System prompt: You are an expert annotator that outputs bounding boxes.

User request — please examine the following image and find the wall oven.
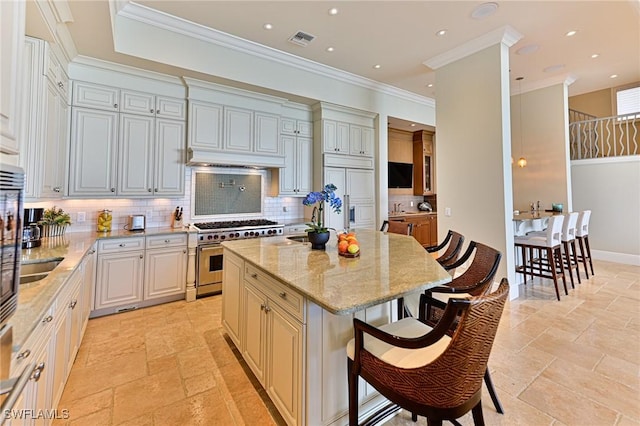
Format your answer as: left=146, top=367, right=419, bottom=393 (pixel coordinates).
left=193, top=220, right=284, bottom=297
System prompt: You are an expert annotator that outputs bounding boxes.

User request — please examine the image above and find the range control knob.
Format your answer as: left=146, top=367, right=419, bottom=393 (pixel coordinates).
left=244, top=231, right=250, bottom=237
left=213, top=234, right=219, bottom=239
left=207, top=235, right=213, bottom=240
left=220, top=235, right=225, bottom=240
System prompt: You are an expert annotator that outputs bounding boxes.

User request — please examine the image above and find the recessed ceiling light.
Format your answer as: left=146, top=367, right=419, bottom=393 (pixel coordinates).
left=328, top=7, right=338, bottom=15
left=410, top=123, right=416, bottom=127
left=263, top=23, right=273, bottom=30
left=591, top=53, right=599, bottom=59
left=427, top=83, right=434, bottom=88
left=471, top=2, right=498, bottom=19
left=544, top=64, right=565, bottom=73
left=610, top=74, right=618, bottom=79
left=436, top=29, right=447, bottom=36
left=326, top=47, right=334, bottom=52
left=516, top=44, right=539, bottom=55
left=373, top=64, right=381, bottom=69
left=565, top=30, right=577, bottom=37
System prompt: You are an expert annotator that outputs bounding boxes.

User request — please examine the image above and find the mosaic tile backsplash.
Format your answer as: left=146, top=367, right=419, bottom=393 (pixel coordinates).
left=194, top=173, right=262, bottom=216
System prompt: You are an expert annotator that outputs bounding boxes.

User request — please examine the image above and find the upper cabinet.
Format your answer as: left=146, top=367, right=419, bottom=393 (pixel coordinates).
left=321, top=119, right=374, bottom=158
left=184, top=77, right=286, bottom=168
left=412, top=129, right=435, bottom=195
left=68, top=77, right=186, bottom=198
left=1, top=0, right=26, bottom=155
left=276, top=104, right=314, bottom=197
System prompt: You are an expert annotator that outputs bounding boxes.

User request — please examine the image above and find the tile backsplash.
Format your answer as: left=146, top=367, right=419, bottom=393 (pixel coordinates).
left=24, top=168, right=306, bottom=233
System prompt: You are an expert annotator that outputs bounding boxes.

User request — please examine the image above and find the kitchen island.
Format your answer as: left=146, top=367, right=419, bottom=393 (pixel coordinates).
left=221, top=229, right=451, bottom=425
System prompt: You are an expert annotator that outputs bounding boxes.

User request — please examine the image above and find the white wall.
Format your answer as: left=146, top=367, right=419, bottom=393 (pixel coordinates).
left=512, top=83, right=572, bottom=213
left=571, top=156, right=640, bottom=264
left=434, top=43, right=516, bottom=298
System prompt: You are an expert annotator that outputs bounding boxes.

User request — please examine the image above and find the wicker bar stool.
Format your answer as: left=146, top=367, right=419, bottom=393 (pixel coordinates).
left=514, top=214, right=567, bottom=300
left=347, top=279, right=509, bottom=426
left=425, top=230, right=465, bottom=269
left=575, top=210, right=594, bottom=278
left=380, top=220, right=414, bottom=236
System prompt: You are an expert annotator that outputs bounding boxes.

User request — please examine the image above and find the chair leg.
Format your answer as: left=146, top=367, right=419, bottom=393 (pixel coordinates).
left=578, top=237, right=590, bottom=279
left=585, top=235, right=594, bottom=275
left=556, top=247, right=568, bottom=295
left=348, top=358, right=358, bottom=426
left=547, top=247, right=561, bottom=300
left=484, top=369, right=504, bottom=414
left=562, top=241, right=575, bottom=289
left=471, top=400, right=486, bottom=426
left=411, top=413, right=418, bottom=422
left=426, top=418, right=443, bottom=426
left=397, top=297, right=406, bottom=320
left=570, top=240, right=581, bottom=284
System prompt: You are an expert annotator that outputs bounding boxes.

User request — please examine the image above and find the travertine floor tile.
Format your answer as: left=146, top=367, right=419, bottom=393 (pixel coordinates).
left=58, top=388, right=112, bottom=421
left=152, top=389, right=235, bottom=426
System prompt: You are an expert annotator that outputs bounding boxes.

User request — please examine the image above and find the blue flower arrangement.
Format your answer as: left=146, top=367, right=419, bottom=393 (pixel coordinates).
left=302, top=184, right=342, bottom=233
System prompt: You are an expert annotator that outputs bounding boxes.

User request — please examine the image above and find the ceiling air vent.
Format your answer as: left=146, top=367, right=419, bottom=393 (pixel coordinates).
left=288, top=30, right=316, bottom=47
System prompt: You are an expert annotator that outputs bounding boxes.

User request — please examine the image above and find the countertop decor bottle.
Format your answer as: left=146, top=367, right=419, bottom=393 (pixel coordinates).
left=97, top=209, right=112, bottom=232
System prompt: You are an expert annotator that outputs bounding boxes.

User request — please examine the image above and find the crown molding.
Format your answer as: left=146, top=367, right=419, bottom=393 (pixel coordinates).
left=423, top=25, right=523, bottom=70
left=113, top=1, right=435, bottom=108
left=514, top=74, right=577, bottom=95
left=71, top=55, right=185, bottom=86
left=33, top=0, right=78, bottom=62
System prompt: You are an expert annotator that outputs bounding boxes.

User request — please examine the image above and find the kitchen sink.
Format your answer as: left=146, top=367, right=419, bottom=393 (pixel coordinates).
left=286, top=235, right=310, bottom=243
left=19, top=258, right=64, bottom=285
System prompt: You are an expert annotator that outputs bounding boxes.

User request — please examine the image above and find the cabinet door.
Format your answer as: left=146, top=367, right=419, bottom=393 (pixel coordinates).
left=32, top=341, right=51, bottom=426
left=0, top=0, right=25, bottom=154
left=297, top=120, right=312, bottom=138
left=222, top=251, right=243, bottom=347
left=154, top=119, right=185, bottom=196
left=72, top=81, right=119, bottom=111
left=412, top=219, right=431, bottom=247
left=95, top=251, right=145, bottom=309
left=349, top=125, right=363, bottom=156
left=336, top=121, right=350, bottom=153
left=346, top=168, right=375, bottom=203
left=279, top=135, right=297, bottom=195
left=352, top=203, right=375, bottom=229
left=322, top=120, right=337, bottom=153
left=296, top=137, right=313, bottom=195
left=324, top=167, right=347, bottom=231
left=41, top=80, right=67, bottom=198
left=280, top=117, right=297, bottom=135
left=224, top=106, right=253, bottom=152
left=430, top=216, right=438, bottom=246
left=361, top=127, right=374, bottom=157
left=68, top=107, right=118, bottom=196
left=243, top=284, right=267, bottom=385
left=66, top=279, right=83, bottom=376
left=155, top=96, right=186, bottom=120
left=267, top=304, right=303, bottom=426
left=118, top=114, right=154, bottom=196
left=188, top=100, right=223, bottom=150
left=254, top=112, right=280, bottom=155
left=120, top=90, right=155, bottom=116
left=50, top=306, right=69, bottom=408
left=144, top=247, right=187, bottom=299
left=82, top=246, right=97, bottom=324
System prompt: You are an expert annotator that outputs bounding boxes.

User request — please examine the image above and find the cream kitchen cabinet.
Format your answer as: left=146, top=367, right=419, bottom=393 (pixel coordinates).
left=281, top=118, right=312, bottom=138
left=242, top=263, right=304, bottom=426
left=94, top=237, right=145, bottom=311
left=279, top=134, right=312, bottom=196
left=72, top=81, right=119, bottom=112
left=69, top=110, right=184, bottom=197
left=222, top=251, right=244, bottom=347
left=187, top=100, right=223, bottom=151
left=223, top=107, right=280, bottom=155
left=41, top=74, right=69, bottom=198
left=322, top=119, right=373, bottom=158
left=349, top=125, right=374, bottom=157
left=0, top=0, right=25, bottom=154
left=144, top=234, right=187, bottom=300
left=324, top=167, right=375, bottom=230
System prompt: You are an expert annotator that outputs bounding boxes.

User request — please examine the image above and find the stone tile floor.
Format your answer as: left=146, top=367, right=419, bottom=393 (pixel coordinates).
left=56, top=259, right=639, bottom=425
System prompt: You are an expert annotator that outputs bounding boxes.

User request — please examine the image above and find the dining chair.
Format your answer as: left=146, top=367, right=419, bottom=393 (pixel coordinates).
left=514, top=214, right=567, bottom=300
left=425, top=229, right=465, bottom=269
left=347, top=279, right=509, bottom=426
left=380, top=220, right=413, bottom=236
left=575, top=210, right=594, bottom=278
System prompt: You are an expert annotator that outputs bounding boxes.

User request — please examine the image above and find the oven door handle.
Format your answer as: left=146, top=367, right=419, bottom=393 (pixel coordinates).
left=199, top=245, right=223, bottom=254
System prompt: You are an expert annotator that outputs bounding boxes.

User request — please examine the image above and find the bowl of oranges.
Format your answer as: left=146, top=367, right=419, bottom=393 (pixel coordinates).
left=337, top=232, right=360, bottom=257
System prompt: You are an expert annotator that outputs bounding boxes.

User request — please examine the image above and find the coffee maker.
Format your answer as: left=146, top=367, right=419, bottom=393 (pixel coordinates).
left=22, top=208, right=43, bottom=249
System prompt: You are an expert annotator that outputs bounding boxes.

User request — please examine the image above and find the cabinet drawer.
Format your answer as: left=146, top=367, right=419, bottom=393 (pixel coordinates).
left=98, top=237, right=145, bottom=253
left=244, top=264, right=305, bottom=322
left=72, top=81, right=119, bottom=111
left=10, top=304, right=55, bottom=374
left=156, top=96, right=186, bottom=120
left=146, top=233, right=188, bottom=249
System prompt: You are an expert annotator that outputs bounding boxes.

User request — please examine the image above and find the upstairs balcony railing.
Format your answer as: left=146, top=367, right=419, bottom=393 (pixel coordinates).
left=569, top=111, right=639, bottom=160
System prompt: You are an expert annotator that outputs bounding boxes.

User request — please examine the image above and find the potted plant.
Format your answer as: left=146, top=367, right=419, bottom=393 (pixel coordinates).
left=302, top=184, right=342, bottom=250
left=39, top=206, right=71, bottom=237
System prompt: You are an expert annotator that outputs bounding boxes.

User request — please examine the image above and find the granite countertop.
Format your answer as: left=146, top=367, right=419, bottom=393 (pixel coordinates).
left=388, top=211, right=437, bottom=219
left=512, top=211, right=556, bottom=221
left=10, top=226, right=192, bottom=353
left=221, top=229, right=451, bottom=315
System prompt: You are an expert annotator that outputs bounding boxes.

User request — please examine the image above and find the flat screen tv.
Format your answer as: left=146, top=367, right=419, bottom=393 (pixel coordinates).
left=388, top=162, right=413, bottom=188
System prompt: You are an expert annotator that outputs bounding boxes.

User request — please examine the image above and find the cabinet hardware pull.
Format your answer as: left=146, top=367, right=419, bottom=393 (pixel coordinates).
left=114, top=103, right=118, bottom=109
left=17, top=350, right=31, bottom=360
left=111, top=188, right=115, bottom=192
left=183, top=250, right=187, bottom=254
left=251, top=273, right=258, bottom=279
left=148, top=188, right=152, bottom=192
left=53, top=187, right=61, bottom=192
left=154, top=188, right=158, bottom=192
left=31, top=363, right=46, bottom=382
left=279, top=292, right=286, bottom=299
left=150, top=109, right=154, bottom=113
left=164, top=239, right=170, bottom=243
left=264, top=306, right=271, bottom=313
left=139, top=254, right=143, bottom=259
left=260, top=304, right=265, bottom=310
left=42, top=315, right=53, bottom=324
left=119, top=243, right=126, bottom=247
left=69, top=300, right=77, bottom=309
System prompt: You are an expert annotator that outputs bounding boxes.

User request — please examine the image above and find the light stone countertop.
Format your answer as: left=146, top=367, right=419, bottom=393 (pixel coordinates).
left=222, top=229, right=452, bottom=315
left=10, top=226, right=192, bottom=353
left=388, top=211, right=437, bottom=219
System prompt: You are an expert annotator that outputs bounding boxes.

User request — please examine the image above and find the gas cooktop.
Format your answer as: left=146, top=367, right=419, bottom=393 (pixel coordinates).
left=193, top=219, right=278, bottom=230
left=193, top=219, right=284, bottom=243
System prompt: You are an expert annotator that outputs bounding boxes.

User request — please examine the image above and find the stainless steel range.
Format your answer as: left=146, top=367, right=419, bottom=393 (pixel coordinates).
left=193, top=219, right=284, bottom=297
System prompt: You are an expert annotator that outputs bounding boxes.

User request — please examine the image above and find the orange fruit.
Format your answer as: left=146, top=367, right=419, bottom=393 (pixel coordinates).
left=338, top=233, right=348, bottom=241
left=347, top=232, right=356, bottom=238
left=338, top=240, right=349, bottom=253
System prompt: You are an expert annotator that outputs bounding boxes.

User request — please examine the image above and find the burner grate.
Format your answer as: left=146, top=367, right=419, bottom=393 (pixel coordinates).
left=194, top=219, right=278, bottom=230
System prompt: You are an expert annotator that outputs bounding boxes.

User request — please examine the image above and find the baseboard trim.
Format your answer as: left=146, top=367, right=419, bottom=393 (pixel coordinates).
left=592, top=249, right=640, bottom=266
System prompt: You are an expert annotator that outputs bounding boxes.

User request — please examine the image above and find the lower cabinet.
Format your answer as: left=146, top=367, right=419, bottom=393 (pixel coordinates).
left=222, top=251, right=243, bottom=347
left=393, top=214, right=438, bottom=247
left=93, top=234, right=187, bottom=316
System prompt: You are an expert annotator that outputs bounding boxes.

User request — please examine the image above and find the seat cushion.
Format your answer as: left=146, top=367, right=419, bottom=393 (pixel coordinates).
left=514, top=235, right=554, bottom=247
left=346, top=317, right=451, bottom=369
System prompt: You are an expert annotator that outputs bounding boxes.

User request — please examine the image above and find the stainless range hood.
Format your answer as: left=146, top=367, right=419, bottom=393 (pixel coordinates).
left=186, top=148, right=285, bottom=168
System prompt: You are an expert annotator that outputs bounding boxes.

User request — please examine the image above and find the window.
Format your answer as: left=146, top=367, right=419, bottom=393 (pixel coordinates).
left=616, top=85, right=640, bottom=118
